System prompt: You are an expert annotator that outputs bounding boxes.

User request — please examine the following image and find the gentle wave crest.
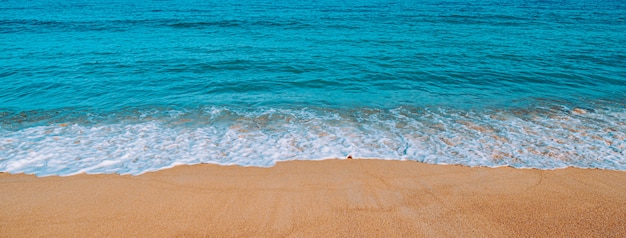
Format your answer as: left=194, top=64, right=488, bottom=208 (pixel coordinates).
left=1, top=106, right=624, bottom=176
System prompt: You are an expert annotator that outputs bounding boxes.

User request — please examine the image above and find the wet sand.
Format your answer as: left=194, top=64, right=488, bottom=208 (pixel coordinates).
left=1, top=159, right=625, bottom=237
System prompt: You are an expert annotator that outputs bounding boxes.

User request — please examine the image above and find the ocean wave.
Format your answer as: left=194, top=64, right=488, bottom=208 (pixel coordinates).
left=1, top=106, right=624, bottom=176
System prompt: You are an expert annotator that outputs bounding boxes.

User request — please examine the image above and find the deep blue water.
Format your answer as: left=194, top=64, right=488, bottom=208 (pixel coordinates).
left=1, top=0, right=625, bottom=175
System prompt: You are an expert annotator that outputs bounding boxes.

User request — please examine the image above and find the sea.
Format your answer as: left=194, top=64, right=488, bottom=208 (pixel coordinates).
left=1, top=0, right=625, bottom=176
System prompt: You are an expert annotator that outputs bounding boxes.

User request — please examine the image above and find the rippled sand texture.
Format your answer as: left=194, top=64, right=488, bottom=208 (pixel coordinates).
left=2, top=160, right=625, bottom=237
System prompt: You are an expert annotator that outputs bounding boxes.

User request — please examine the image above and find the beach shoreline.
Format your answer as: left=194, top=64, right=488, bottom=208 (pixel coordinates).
left=1, top=159, right=625, bottom=237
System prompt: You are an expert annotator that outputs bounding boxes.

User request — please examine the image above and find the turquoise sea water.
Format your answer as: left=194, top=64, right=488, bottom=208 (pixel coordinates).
left=1, top=0, right=625, bottom=175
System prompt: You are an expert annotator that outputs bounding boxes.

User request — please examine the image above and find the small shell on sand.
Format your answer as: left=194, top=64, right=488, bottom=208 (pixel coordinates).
left=572, top=108, right=587, bottom=114
left=346, top=155, right=353, bottom=160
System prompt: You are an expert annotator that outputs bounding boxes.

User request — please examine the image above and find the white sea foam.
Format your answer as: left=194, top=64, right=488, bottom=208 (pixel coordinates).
left=0, top=106, right=624, bottom=176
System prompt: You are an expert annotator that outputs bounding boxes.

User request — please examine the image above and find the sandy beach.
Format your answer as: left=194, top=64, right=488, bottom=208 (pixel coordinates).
left=1, top=159, right=625, bottom=237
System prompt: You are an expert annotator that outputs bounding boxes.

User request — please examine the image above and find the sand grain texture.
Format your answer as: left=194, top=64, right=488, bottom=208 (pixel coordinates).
left=1, top=159, right=625, bottom=237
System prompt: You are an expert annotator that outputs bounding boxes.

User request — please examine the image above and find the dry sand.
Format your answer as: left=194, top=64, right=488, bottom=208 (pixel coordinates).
left=1, top=159, right=625, bottom=237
